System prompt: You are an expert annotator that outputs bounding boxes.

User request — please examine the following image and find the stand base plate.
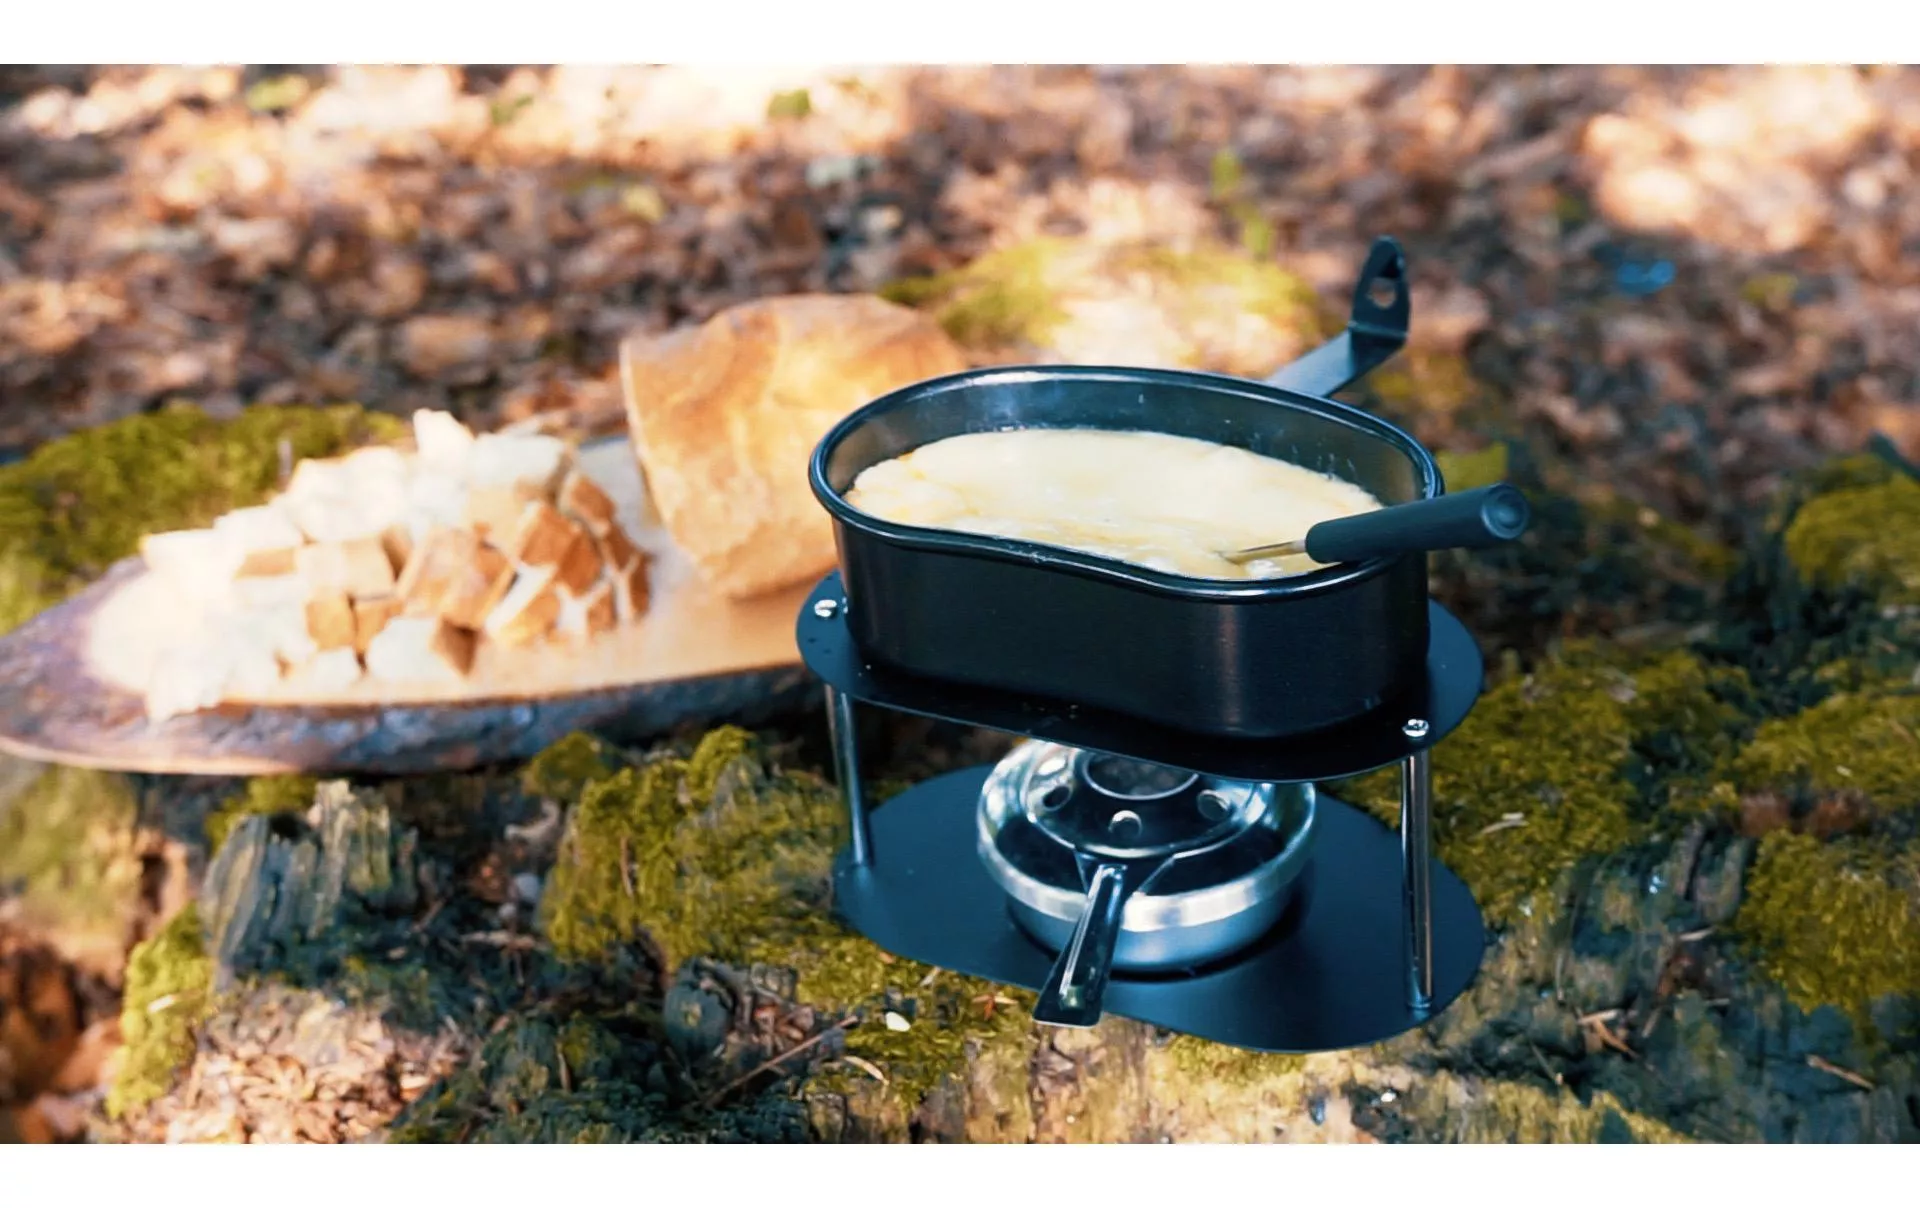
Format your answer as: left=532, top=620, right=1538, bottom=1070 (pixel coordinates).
left=834, top=767, right=1486, bottom=1053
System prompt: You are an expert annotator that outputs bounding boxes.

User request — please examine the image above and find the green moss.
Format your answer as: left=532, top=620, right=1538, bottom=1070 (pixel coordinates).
left=519, top=732, right=619, bottom=803
left=1394, top=1076, right=1692, bottom=1143
left=881, top=239, right=1073, bottom=350
left=1367, top=350, right=1481, bottom=418
left=1727, top=690, right=1920, bottom=815
left=106, top=903, right=213, bottom=1119
left=1339, top=648, right=1739, bottom=927
left=538, top=727, right=1032, bottom=1118
left=1158, top=1034, right=1308, bottom=1089
left=389, top=1014, right=806, bottom=1143
left=1111, top=245, right=1321, bottom=334
left=1784, top=476, right=1920, bottom=606
left=1796, top=452, right=1903, bottom=498
left=0, top=400, right=403, bottom=634
left=1741, top=272, right=1800, bottom=312
left=244, top=73, right=311, bottom=114
left=0, top=764, right=144, bottom=944
left=1734, top=831, right=1920, bottom=1027
left=204, top=775, right=317, bottom=853
left=1436, top=442, right=1511, bottom=492
left=881, top=239, right=1321, bottom=360
left=766, top=88, right=813, bottom=121
left=1584, top=494, right=1741, bottom=583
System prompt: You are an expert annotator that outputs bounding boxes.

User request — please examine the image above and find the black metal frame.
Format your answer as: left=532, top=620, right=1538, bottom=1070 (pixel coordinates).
left=798, top=579, right=1488, bottom=1046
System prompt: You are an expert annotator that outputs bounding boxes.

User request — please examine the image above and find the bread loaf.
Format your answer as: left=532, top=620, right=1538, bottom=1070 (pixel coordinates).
left=620, top=294, right=968, bottom=600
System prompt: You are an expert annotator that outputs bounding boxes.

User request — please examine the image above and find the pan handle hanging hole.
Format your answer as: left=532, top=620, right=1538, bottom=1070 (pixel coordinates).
left=1367, top=276, right=1401, bottom=309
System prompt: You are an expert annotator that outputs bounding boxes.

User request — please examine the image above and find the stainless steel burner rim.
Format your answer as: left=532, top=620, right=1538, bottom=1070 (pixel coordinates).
left=977, top=796, right=1317, bottom=932
left=977, top=741, right=1319, bottom=935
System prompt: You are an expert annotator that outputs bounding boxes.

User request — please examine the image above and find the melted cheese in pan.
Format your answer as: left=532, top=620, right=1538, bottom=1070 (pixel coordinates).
left=843, top=428, right=1383, bottom=580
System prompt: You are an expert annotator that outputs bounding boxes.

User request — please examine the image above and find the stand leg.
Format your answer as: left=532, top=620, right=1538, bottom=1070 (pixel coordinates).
left=826, top=686, right=871, bottom=866
left=1400, top=749, right=1434, bottom=1014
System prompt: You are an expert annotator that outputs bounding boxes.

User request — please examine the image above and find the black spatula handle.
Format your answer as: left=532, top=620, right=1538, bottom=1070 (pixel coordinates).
left=1303, top=483, right=1531, bottom=564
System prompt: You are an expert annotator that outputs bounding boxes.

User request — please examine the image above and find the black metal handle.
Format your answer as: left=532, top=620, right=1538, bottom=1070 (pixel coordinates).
left=1303, top=484, right=1531, bottom=564
left=1264, top=236, right=1410, bottom=399
left=1032, top=857, right=1137, bottom=1029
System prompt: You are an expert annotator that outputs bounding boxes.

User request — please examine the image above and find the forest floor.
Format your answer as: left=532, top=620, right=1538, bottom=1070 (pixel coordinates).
left=4, top=66, right=1920, bottom=531
left=3, top=65, right=1920, bottom=1144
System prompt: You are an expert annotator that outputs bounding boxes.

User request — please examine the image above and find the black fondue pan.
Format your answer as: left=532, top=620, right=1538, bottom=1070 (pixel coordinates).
left=808, top=238, right=1522, bottom=741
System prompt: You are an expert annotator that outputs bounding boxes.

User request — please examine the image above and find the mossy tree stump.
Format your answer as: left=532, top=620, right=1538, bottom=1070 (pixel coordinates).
left=6, top=404, right=1920, bottom=1143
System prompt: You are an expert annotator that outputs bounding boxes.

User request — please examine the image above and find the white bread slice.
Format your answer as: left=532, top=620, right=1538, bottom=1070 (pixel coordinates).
left=554, top=578, right=617, bottom=643
left=482, top=570, right=562, bottom=646
left=593, top=523, right=642, bottom=575
left=286, top=647, right=364, bottom=693
left=395, top=528, right=515, bottom=629
left=379, top=525, right=414, bottom=577
left=143, top=624, right=277, bottom=720
left=278, top=456, right=405, bottom=544
left=236, top=547, right=298, bottom=578
left=505, top=500, right=579, bottom=569
left=226, top=642, right=283, bottom=697
left=610, top=556, right=650, bottom=622
left=406, top=471, right=470, bottom=541
left=214, top=504, right=306, bottom=556
left=341, top=446, right=412, bottom=534
left=556, top=470, right=618, bottom=537
left=552, top=523, right=603, bottom=596
left=257, top=600, right=318, bottom=666
left=280, top=487, right=387, bottom=544
left=351, top=595, right=405, bottom=655
left=412, top=409, right=476, bottom=474
left=469, top=431, right=572, bottom=498
left=296, top=537, right=397, bottom=599
left=139, top=529, right=244, bottom=601
left=144, top=639, right=233, bottom=722
left=232, top=572, right=309, bottom=611
left=363, top=615, right=476, bottom=683
left=283, top=457, right=350, bottom=507
left=341, top=444, right=409, bottom=487
left=466, top=484, right=538, bottom=545
left=304, top=590, right=357, bottom=651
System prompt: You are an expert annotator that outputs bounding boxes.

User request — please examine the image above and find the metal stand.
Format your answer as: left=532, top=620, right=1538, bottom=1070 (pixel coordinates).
left=801, top=580, right=1486, bottom=1051
left=825, top=685, right=871, bottom=866
left=829, top=768, right=1486, bottom=1054
left=1399, top=744, right=1435, bottom=1015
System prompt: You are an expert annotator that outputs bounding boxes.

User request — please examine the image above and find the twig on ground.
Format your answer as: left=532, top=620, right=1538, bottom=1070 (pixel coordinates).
left=841, top=1055, right=888, bottom=1085
left=698, top=1014, right=860, bottom=1109
left=1806, top=1054, right=1875, bottom=1091
left=1527, top=1039, right=1564, bottom=1086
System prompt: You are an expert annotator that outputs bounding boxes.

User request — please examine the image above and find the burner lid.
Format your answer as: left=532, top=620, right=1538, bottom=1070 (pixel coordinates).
left=1019, top=749, right=1263, bottom=860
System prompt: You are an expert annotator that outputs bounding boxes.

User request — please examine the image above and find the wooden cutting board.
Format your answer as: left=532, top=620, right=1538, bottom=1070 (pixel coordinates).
left=0, top=437, right=816, bottom=776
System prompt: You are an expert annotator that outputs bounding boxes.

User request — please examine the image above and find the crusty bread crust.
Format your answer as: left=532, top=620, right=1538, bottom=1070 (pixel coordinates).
left=621, top=294, right=968, bottom=600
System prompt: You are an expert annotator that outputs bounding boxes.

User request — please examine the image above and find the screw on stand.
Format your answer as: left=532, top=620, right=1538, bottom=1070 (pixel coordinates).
left=1400, top=717, right=1433, bottom=1014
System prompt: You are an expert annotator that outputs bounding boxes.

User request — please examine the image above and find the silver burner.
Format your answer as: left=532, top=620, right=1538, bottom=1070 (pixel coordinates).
left=977, top=741, right=1318, bottom=1028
